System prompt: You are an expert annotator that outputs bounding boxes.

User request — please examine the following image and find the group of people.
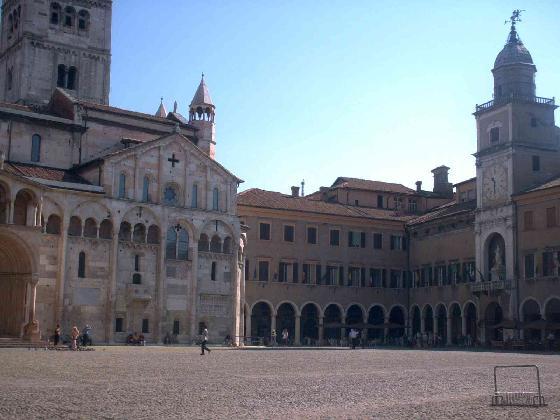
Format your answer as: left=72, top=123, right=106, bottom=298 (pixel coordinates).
left=126, top=332, right=146, bottom=346
left=52, top=324, right=93, bottom=350
left=270, top=328, right=290, bottom=346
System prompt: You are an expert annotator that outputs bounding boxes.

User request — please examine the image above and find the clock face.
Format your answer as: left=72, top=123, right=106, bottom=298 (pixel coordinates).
left=482, top=165, right=508, bottom=204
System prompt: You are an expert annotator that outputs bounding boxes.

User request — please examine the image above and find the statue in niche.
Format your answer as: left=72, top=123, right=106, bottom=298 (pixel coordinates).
left=490, top=241, right=505, bottom=281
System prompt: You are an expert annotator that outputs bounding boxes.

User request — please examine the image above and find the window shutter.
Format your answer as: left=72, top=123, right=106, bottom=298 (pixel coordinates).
left=360, top=232, right=366, bottom=248
left=316, top=265, right=321, bottom=285
left=293, top=263, right=298, bottom=283
left=339, top=266, right=344, bottom=286
left=360, top=267, right=366, bottom=287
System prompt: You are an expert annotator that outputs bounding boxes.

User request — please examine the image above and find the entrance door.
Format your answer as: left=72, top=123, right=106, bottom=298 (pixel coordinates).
left=0, top=276, right=26, bottom=336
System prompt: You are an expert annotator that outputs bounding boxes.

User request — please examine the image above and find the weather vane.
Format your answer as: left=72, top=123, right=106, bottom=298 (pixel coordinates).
left=505, top=9, right=524, bottom=28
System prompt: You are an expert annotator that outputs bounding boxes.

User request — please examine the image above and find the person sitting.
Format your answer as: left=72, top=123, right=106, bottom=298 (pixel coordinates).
left=138, top=334, right=145, bottom=346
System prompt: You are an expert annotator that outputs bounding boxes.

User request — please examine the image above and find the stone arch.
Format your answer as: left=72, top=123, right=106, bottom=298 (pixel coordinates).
left=300, top=302, right=320, bottom=343
left=223, top=236, right=232, bottom=254
left=345, top=303, right=365, bottom=334
left=410, top=304, right=421, bottom=336
left=367, top=304, right=385, bottom=339
left=210, top=234, right=222, bottom=253
left=198, top=233, right=209, bottom=252
left=484, top=301, right=503, bottom=342
left=250, top=301, right=273, bottom=340
left=464, top=301, right=478, bottom=341
left=435, top=303, right=447, bottom=343
left=147, top=225, right=160, bottom=244
left=83, top=217, right=98, bottom=238
left=449, top=302, right=462, bottom=344
left=422, top=304, right=434, bottom=333
left=68, top=216, right=82, bottom=237
left=521, top=298, right=542, bottom=340
left=99, top=219, right=113, bottom=240
left=70, top=200, right=112, bottom=224
left=133, top=223, right=146, bottom=243
left=545, top=297, right=560, bottom=328
left=388, top=305, right=405, bottom=337
left=323, top=303, right=343, bottom=340
left=45, top=214, right=62, bottom=235
left=13, top=189, right=37, bottom=226
left=118, top=221, right=131, bottom=241
left=276, top=302, right=297, bottom=344
left=199, top=218, right=236, bottom=240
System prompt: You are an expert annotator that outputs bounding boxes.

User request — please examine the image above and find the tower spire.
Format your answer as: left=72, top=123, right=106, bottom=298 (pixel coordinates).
left=505, top=9, right=524, bottom=44
left=155, top=97, right=167, bottom=118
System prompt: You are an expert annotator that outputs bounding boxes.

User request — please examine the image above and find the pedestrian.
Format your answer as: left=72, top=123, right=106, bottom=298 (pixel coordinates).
left=54, top=324, right=61, bottom=347
left=271, top=329, right=277, bottom=346
left=71, top=325, right=80, bottom=350
left=547, top=331, right=555, bottom=351
left=200, top=328, right=211, bottom=355
left=282, top=328, right=289, bottom=346
left=349, top=328, right=358, bottom=349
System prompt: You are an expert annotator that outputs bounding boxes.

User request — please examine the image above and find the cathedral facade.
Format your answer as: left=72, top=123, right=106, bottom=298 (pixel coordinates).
left=0, top=0, right=245, bottom=344
left=240, top=17, right=560, bottom=347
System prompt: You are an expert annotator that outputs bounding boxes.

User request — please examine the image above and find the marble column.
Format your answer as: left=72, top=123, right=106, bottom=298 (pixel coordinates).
left=294, top=315, right=301, bottom=346
left=22, top=274, right=40, bottom=342
left=384, top=316, right=390, bottom=342
left=446, top=316, right=452, bottom=345
left=461, top=315, right=467, bottom=337
left=318, top=316, right=324, bottom=346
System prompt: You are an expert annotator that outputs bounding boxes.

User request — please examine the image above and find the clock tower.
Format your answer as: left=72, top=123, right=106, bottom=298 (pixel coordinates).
left=473, top=11, right=559, bottom=319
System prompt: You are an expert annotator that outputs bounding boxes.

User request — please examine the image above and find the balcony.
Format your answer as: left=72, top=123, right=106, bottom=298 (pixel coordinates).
left=475, top=95, right=555, bottom=114
left=470, top=280, right=512, bottom=294
left=126, top=284, right=152, bottom=301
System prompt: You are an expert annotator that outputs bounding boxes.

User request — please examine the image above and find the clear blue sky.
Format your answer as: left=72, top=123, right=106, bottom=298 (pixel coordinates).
left=111, top=0, right=560, bottom=195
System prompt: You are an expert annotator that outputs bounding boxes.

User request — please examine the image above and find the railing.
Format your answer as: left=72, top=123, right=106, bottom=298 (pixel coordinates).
left=470, top=279, right=512, bottom=293
left=475, top=95, right=555, bottom=113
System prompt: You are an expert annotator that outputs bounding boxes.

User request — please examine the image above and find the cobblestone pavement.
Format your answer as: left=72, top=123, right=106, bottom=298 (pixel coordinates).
left=0, top=347, right=558, bottom=419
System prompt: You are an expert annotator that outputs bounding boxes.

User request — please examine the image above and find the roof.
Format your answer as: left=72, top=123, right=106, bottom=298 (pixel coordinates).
left=494, top=27, right=533, bottom=69
left=3, top=161, right=92, bottom=185
left=522, top=174, right=560, bottom=194
left=155, top=100, right=167, bottom=118
left=238, top=188, right=413, bottom=222
left=190, top=75, right=214, bottom=107
left=454, top=177, right=476, bottom=187
left=331, top=177, right=415, bottom=195
left=408, top=199, right=476, bottom=226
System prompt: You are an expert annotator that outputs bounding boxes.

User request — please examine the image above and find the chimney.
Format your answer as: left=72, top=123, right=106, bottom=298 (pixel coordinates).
left=291, top=186, right=300, bottom=197
left=431, top=166, right=453, bottom=196
left=415, top=181, right=422, bottom=192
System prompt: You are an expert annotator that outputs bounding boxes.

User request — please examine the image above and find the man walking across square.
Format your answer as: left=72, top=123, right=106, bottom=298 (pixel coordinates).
left=200, top=328, right=211, bottom=355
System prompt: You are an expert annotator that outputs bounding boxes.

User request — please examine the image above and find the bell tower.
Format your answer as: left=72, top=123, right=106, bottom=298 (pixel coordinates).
left=189, top=74, right=216, bottom=159
left=0, top=0, right=112, bottom=106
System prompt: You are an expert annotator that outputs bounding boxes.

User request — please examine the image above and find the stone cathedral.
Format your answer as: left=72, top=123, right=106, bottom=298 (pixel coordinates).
left=0, top=0, right=246, bottom=344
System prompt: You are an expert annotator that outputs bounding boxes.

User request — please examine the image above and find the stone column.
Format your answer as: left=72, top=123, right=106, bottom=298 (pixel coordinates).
left=384, top=316, right=390, bottom=342
left=461, top=315, right=467, bottom=337
left=190, top=239, right=199, bottom=340
left=8, top=199, right=14, bottom=223
left=446, top=316, right=452, bottom=346
left=421, top=314, right=426, bottom=333
left=55, top=215, right=69, bottom=329
left=155, top=226, right=166, bottom=344
left=23, top=275, right=41, bottom=342
left=318, top=316, right=324, bottom=346
left=245, top=311, right=251, bottom=343
left=105, top=227, right=120, bottom=343
left=271, top=314, right=277, bottom=336
left=294, top=315, right=301, bottom=346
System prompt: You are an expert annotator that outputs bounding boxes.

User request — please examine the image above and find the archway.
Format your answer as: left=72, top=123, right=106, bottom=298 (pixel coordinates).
left=464, top=302, right=477, bottom=342
left=522, top=299, right=542, bottom=340
left=411, top=306, right=421, bottom=336
left=485, top=302, right=503, bottom=342
left=367, top=305, right=385, bottom=339
left=388, top=306, right=405, bottom=337
left=346, top=304, right=364, bottom=336
left=250, top=302, right=271, bottom=341
left=300, top=303, right=319, bottom=344
left=323, top=304, right=342, bottom=340
left=545, top=298, right=560, bottom=334
left=0, top=233, right=34, bottom=337
left=276, top=303, right=296, bottom=345
left=449, top=303, right=462, bottom=344
left=436, top=304, right=447, bottom=345
left=423, top=305, right=434, bottom=333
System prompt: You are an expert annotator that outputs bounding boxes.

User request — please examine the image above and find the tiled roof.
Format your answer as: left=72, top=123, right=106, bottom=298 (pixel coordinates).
left=331, top=177, right=415, bottom=194
left=0, top=101, right=34, bottom=112
left=238, top=188, right=412, bottom=221
left=408, top=199, right=476, bottom=226
left=3, top=162, right=92, bottom=185
left=190, top=76, right=214, bottom=106
left=523, top=175, right=560, bottom=193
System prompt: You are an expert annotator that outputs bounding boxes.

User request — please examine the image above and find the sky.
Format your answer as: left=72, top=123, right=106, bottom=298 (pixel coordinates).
left=111, top=0, right=560, bottom=195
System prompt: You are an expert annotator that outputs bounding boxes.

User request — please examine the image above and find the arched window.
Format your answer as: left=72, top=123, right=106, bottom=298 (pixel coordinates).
left=7, top=68, right=12, bottom=91
left=57, top=64, right=66, bottom=88
left=178, top=229, right=189, bottom=260
left=46, top=214, right=61, bottom=234
left=132, top=273, right=142, bottom=284
left=223, top=237, right=232, bottom=254
left=13, top=190, right=34, bottom=226
left=78, top=10, right=90, bottom=31
left=83, top=218, right=97, bottom=238
left=191, top=184, right=198, bottom=208
left=99, top=219, right=113, bottom=239
left=212, top=188, right=219, bottom=211
left=147, top=225, right=160, bottom=244
left=64, top=6, right=75, bottom=27
left=163, top=184, right=178, bottom=206
left=118, top=221, right=131, bottom=241
left=210, top=235, right=222, bottom=253
left=118, top=173, right=126, bottom=199
left=211, top=262, right=217, bottom=281
left=78, top=251, right=86, bottom=278
left=50, top=3, right=61, bottom=25
left=133, top=223, right=146, bottom=243
left=67, top=67, right=77, bottom=90
left=31, top=134, right=41, bottom=162
left=198, top=234, right=209, bottom=252
left=68, top=216, right=82, bottom=236
left=142, top=176, right=150, bottom=202
left=166, top=227, right=177, bottom=259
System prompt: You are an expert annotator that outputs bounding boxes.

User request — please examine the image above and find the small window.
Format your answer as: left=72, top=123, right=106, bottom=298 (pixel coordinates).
left=408, top=200, right=417, bottom=213
left=523, top=211, right=534, bottom=230
left=258, top=260, right=269, bottom=281
left=307, top=226, right=317, bottom=244
left=142, top=318, right=149, bottom=333
left=142, top=176, right=150, bottom=202
left=390, top=235, right=402, bottom=250
left=490, top=127, right=500, bottom=143
left=211, top=261, right=217, bottom=281
left=51, top=3, right=61, bottom=25
left=115, top=317, right=124, bottom=333
left=530, top=117, right=537, bottom=127
left=57, top=64, right=66, bottom=88
left=377, top=195, right=384, bottom=208
left=134, top=255, right=140, bottom=271
left=118, top=173, right=126, bottom=199
left=78, top=10, right=89, bottom=31
left=78, top=251, right=86, bottom=278
left=31, top=134, right=41, bottom=162
left=283, top=225, right=294, bottom=242
left=212, top=188, right=219, bottom=211
left=173, top=320, right=180, bottom=335
left=132, top=273, right=142, bottom=284
left=259, top=223, right=270, bottom=240
left=546, top=207, right=556, bottom=228
left=330, top=229, right=340, bottom=246
left=524, top=254, right=535, bottom=279
left=532, top=156, right=540, bottom=172
left=373, top=233, right=383, bottom=249
left=348, top=231, right=365, bottom=248
left=191, top=184, right=198, bottom=208
left=64, top=6, right=75, bottom=27
left=67, top=67, right=77, bottom=90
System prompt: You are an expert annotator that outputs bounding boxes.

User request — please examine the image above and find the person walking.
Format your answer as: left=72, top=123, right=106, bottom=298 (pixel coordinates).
left=349, top=328, right=358, bottom=349
left=71, top=326, right=80, bottom=350
left=281, top=328, right=289, bottom=346
left=271, top=329, right=277, bottom=347
left=54, top=324, right=61, bottom=347
left=200, top=328, right=211, bottom=355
